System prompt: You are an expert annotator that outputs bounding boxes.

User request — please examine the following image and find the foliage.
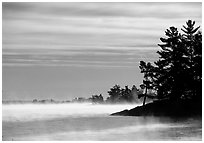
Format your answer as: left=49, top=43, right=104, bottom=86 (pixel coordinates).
left=139, top=20, right=202, bottom=102
left=120, top=86, right=133, bottom=102
left=107, top=84, right=139, bottom=103
left=138, top=61, right=156, bottom=105
left=91, top=94, right=104, bottom=103
left=107, top=84, right=121, bottom=102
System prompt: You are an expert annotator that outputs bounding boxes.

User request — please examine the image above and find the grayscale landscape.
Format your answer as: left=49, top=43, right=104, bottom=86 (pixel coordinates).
left=2, top=2, right=202, bottom=141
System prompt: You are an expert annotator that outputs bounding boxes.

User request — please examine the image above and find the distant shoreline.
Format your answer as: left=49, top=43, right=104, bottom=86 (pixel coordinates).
left=2, top=100, right=141, bottom=105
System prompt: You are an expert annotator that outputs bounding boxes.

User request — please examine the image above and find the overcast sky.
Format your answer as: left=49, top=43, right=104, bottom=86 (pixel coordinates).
left=2, top=2, right=202, bottom=101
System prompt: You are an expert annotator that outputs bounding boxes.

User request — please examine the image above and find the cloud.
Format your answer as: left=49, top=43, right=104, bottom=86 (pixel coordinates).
left=2, top=47, right=159, bottom=68
left=2, top=2, right=202, bottom=67
left=3, top=2, right=201, bottom=19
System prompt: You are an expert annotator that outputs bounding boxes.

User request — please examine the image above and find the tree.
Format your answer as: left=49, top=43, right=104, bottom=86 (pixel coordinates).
left=139, top=20, right=202, bottom=102
left=131, top=85, right=141, bottom=102
left=120, top=85, right=132, bottom=102
left=155, top=26, right=187, bottom=100
left=139, top=61, right=156, bottom=106
left=107, top=84, right=121, bottom=103
left=32, top=99, right=38, bottom=103
left=181, top=20, right=202, bottom=101
left=91, top=94, right=104, bottom=103
left=107, top=85, right=137, bottom=103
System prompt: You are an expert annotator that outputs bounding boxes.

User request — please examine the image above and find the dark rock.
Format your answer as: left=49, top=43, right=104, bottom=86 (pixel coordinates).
left=111, top=99, right=202, bottom=117
left=111, top=109, right=129, bottom=116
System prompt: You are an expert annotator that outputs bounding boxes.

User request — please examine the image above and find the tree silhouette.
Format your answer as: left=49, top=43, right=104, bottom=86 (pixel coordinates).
left=139, top=61, right=156, bottom=106
left=107, top=85, right=137, bottom=103
left=181, top=20, right=202, bottom=101
left=91, top=94, right=104, bottom=103
left=107, top=84, right=121, bottom=102
left=155, top=26, right=187, bottom=100
left=120, top=86, right=132, bottom=102
left=139, top=20, right=202, bottom=102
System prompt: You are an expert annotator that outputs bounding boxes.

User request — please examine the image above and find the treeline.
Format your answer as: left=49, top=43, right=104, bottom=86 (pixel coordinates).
left=71, top=84, right=153, bottom=104
left=138, top=20, right=202, bottom=106
left=106, top=85, right=150, bottom=103
left=31, top=85, right=145, bottom=104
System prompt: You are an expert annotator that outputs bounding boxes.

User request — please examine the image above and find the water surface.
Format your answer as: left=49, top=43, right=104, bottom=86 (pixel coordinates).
left=2, top=103, right=202, bottom=141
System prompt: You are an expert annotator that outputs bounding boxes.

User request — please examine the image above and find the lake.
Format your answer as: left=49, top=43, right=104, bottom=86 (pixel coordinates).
left=2, top=103, right=202, bottom=141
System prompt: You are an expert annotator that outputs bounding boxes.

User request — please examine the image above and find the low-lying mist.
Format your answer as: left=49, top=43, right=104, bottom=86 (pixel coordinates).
left=3, top=103, right=202, bottom=141
left=2, top=103, right=138, bottom=122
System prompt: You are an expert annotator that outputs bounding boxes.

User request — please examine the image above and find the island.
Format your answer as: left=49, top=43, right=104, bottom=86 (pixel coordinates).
left=111, top=20, right=202, bottom=118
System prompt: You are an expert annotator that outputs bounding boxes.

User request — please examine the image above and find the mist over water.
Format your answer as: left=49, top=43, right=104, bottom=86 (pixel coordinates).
left=2, top=103, right=137, bottom=122
left=2, top=103, right=202, bottom=141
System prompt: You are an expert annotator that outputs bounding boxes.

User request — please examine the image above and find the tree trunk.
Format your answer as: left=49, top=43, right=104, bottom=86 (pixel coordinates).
left=143, top=87, right=148, bottom=106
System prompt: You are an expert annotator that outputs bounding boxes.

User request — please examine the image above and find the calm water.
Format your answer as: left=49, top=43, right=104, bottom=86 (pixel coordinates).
left=2, top=103, right=202, bottom=141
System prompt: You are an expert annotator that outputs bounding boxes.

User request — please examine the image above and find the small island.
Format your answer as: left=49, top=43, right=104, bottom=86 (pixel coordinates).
left=111, top=20, right=202, bottom=117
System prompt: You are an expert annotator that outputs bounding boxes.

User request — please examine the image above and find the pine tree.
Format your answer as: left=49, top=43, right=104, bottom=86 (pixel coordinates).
left=140, top=20, right=202, bottom=101
left=139, top=61, right=155, bottom=106
left=107, top=84, right=121, bottom=102
left=155, top=26, right=187, bottom=100
left=181, top=20, right=202, bottom=100
left=120, top=86, right=132, bottom=102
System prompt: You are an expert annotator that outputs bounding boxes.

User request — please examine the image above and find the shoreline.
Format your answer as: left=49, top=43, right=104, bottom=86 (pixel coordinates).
left=110, top=99, right=202, bottom=117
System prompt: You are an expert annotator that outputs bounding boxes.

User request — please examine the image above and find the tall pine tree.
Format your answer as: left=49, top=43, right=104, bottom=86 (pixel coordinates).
left=139, top=20, right=202, bottom=102
left=181, top=20, right=202, bottom=101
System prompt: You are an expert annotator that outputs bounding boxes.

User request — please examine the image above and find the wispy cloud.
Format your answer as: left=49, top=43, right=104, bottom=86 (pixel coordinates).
left=2, top=2, right=202, bottom=67
left=3, top=47, right=159, bottom=68
left=3, top=3, right=201, bottom=19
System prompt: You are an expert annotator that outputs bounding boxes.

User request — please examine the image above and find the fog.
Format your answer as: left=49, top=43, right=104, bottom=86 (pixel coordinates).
left=16, top=122, right=180, bottom=141
left=2, top=103, right=138, bottom=122
left=3, top=103, right=201, bottom=141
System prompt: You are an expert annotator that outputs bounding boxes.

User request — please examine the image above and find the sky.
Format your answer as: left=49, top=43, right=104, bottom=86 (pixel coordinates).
left=2, top=2, right=202, bottom=101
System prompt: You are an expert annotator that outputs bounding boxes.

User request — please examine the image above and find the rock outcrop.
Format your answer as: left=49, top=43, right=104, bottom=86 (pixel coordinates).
left=111, top=99, right=202, bottom=117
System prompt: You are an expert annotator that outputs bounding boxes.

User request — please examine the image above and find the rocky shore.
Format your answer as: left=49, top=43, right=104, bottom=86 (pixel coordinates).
left=111, top=99, right=202, bottom=117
